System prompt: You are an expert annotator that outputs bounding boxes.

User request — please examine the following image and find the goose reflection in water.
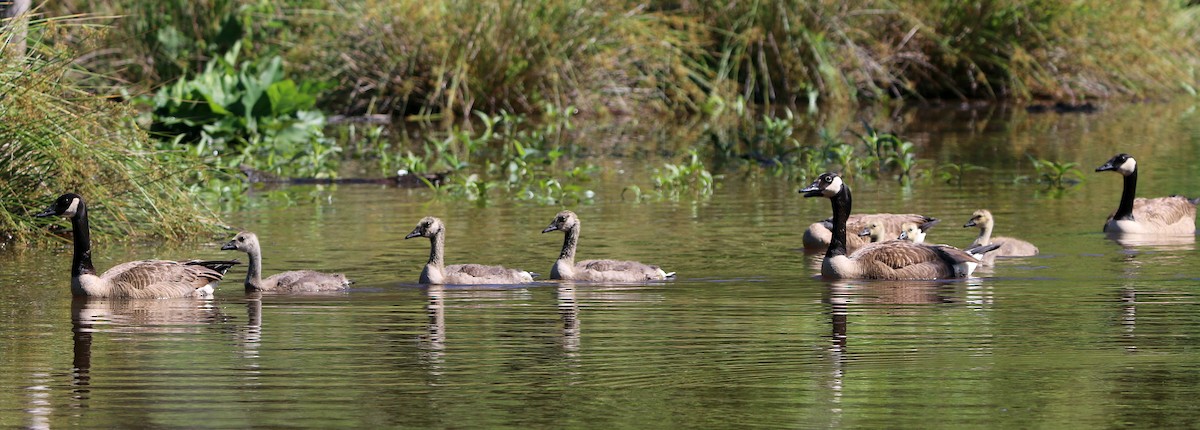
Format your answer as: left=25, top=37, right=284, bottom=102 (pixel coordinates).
left=557, top=283, right=580, bottom=354
left=1106, top=232, right=1196, bottom=251
left=69, top=296, right=226, bottom=404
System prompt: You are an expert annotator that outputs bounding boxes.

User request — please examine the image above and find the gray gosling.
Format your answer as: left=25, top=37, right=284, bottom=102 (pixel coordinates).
left=221, top=231, right=351, bottom=292
left=805, top=213, right=938, bottom=252
left=962, top=209, right=1038, bottom=266
left=1096, top=153, right=1197, bottom=235
left=404, top=216, right=536, bottom=285
left=35, top=193, right=238, bottom=298
left=801, top=173, right=988, bottom=280
left=541, top=210, right=674, bottom=282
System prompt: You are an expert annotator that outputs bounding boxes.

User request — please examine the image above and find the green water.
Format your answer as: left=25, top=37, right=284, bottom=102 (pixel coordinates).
left=3, top=102, right=1200, bottom=428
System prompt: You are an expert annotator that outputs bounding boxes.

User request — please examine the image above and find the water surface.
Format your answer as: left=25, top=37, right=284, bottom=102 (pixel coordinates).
left=3, top=102, right=1200, bottom=427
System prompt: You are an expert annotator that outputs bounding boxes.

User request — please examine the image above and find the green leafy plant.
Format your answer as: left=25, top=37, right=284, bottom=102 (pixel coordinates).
left=1028, top=155, right=1083, bottom=189
left=653, top=150, right=715, bottom=198
left=148, top=43, right=338, bottom=178
left=937, top=162, right=987, bottom=186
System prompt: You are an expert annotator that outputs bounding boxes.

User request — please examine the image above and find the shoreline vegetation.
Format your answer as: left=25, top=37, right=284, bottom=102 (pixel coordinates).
left=3, top=1, right=1200, bottom=242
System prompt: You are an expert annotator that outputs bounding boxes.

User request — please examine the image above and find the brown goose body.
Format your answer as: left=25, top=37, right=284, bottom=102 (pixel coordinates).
left=801, top=174, right=984, bottom=280
left=541, top=211, right=673, bottom=282
left=804, top=213, right=937, bottom=252
left=405, top=217, right=535, bottom=285
left=222, top=231, right=351, bottom=293
left=36, top=193, right=237, bottom=298
left=1096, top=153, right=1197, bottom=235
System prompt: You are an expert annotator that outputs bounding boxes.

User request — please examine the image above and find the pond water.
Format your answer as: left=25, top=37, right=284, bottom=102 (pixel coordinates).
left=3, top=101, right=1200, bottom=427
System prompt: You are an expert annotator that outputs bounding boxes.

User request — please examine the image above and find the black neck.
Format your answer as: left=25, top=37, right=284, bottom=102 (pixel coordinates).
left=826, top=187, right=852, bottom=259
left=69, top=204, right=96, bottom=277
left=1114, top=170, right=1137, bottom=221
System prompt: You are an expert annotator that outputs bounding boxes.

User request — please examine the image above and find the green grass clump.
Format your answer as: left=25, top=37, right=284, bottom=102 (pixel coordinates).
left=0, top=37, right=223, bottom=242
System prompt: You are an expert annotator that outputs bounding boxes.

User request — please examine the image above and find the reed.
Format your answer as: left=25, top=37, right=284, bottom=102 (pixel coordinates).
left=0, top=29, right=223, bottom=243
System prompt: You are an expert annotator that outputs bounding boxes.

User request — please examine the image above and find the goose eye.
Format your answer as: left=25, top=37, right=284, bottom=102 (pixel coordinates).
left=823, top=176, right=833, bottom=183
left=238, top=237, right=245, bottom=242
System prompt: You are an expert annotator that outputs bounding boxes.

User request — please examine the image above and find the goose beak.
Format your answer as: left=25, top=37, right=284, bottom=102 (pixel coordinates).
left=799, top=181, right=822, bottom=198
left=541, top=225, right=560, bottom=233
left=858, top=228, right=871, bottom=237
left=220, top=241, right=237, bottom=251
left=919, top=219, right=940, bottom=232
left=898, top=230, right=909, bottom=241
left=963, top=219, right=977, bottom=228
left=404, top=229, right=422, bottom=240
left=34, top=207, right=57, bottom=218
left=1095, top=161, right=1115, bottom=172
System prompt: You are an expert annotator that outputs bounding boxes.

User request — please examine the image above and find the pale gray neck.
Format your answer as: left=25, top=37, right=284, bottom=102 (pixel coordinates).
left=976, top=219, right=994, bottom=245
left=243, top=245, right=264, bottom=290
left=428, top=230, right=445, bottom=269
left=558, top=224, right=579, bottom=265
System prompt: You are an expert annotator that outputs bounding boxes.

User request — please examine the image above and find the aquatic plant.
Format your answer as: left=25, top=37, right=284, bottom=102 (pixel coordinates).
left=0, top=30, right=222, bottom=242
left=148, top=43, right=339, bottom=179
left=652, top=150, right=715, bottom=198
left=936, top=162, right=987, bottom=186
left=1028, top=156, right=1084, bottom=189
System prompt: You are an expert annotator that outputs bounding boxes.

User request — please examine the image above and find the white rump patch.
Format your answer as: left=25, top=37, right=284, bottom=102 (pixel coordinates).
left=1117, top=158, right=1137, bottom=176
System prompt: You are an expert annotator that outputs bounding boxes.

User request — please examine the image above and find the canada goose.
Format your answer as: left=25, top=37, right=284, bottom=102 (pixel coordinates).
left=1096, top=153, right=1197, bottom=235
left=404, top=216, right=536, bottom=285
left=221, top=231, right=351, bottom=292
left=541, top=210, right=674, bottom=282
left=800, top=173, right=988, bottom=280
left=804, top=213, right=938, bottom=252
left=35, top=193, right=238, bottom=298
left=962, top=209, right=1039, bottom=263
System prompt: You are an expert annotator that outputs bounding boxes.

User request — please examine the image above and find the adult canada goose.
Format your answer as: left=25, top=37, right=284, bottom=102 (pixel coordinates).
left=804, top=213, right=938, bottom=252
left=800, top=173, right=989, bottom=280
left=962, top=209, right=1039, bottom=262
left=541, top=210, right=674, bottom=282
left=404, top=216, right=536, bottom=285
left=35, top=193, right=238, bottom=298
left=221, top=231, right=351, bottom=292
left=1096, top=153, right=1197, bottom=235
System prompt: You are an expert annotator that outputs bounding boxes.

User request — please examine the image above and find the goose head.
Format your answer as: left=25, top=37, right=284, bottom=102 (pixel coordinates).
left=36, top=193, right=84, bottom=218
left=963, top=209, right=992, bottom=229
left=541, top=210, right=580, bottom=234
left=897, top=220, right=938, bottom=243
left=859, top=220, right=885, bottom=241
left=1096, top=153, right=1136, bottom=176
left=405, top=216, right=445, bottom=240
left=221, top=231, right=262, bottom=253
left=800, top=173, right=844, bottom=199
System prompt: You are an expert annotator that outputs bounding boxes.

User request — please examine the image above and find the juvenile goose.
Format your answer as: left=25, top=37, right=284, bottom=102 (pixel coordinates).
left=804, top=213, right=938, bottom=252
left=404, top=216, right=536, bottom=285
left=221, top=231, right=351, bottom=293
left=1096, top=153, right=1197, bottom=235
left=541, top=210, right=674, bottom=282
left=801, top=173, right=988, bottom=280
left=35, top=193, right=238, bottom=298
left=962, top=209, right=1039, bottom=261
left=896, top=220, right=941, bottom=244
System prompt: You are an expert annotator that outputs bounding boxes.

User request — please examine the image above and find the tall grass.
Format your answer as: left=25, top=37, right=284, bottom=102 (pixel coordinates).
left=43, top=0, right=1200, bottom=120
left=0, top=26, right=223, bottom=242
